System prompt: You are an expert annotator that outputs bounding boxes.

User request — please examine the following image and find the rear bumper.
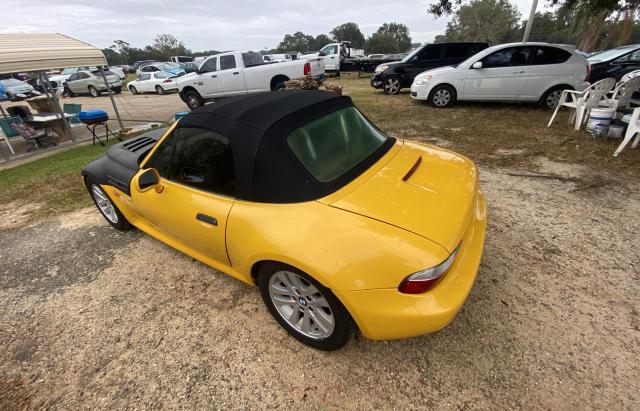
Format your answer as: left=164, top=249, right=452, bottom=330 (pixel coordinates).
left=336, top=191, right=487, bottom=340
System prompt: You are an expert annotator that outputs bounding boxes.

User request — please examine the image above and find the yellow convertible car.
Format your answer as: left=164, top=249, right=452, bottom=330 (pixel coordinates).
left=82, top=90, right=487, bottom=350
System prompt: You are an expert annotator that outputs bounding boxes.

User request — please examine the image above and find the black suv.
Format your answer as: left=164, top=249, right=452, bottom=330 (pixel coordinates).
left=587, top=45, right=640, bottom=82
left=371, top=42, right=489, bottom=94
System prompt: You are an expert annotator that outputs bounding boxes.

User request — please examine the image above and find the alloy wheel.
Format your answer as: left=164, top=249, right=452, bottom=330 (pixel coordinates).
left=268, top=270, right=335, bottom=339
left=384, top=78, right=400, bottom=94
left=91, top=184, right=118, bottom=224
left=187, top=95, right=199, bottom=109
left=432, top=89, right=451, bottom=107
left=546, top=90, right=562, bottom=109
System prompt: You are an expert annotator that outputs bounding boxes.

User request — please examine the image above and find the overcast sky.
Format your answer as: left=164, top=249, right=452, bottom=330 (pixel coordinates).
left=3, top=0, right=543, bottom=51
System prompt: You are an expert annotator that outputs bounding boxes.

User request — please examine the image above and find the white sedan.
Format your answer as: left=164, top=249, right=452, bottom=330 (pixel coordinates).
left=127, top=71, right=178, bottom=95
left=410, top=42, right=590, bottom=109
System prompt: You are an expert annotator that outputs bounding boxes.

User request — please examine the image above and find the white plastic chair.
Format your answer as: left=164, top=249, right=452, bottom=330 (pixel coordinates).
left=620, top=69, right=640, bottom=84
left=614, top=107, right=640, bottom=156
left=599, top=75, right=640, bottom=110
left=547, top=78, right=616, bottom=130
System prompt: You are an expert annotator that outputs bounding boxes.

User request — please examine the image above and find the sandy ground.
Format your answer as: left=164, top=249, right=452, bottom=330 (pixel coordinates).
left=0, top=158, right=638, bottom=409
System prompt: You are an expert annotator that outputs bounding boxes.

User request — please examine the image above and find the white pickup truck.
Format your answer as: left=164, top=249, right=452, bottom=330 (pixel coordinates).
left=177, top=51, right=325, bottom=109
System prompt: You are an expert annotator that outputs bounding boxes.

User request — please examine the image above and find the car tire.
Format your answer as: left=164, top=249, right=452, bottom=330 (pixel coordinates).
left=428, top=84, right=456, bottom=108
left=88, top=86, right=100, bottom=97
left=257, top=262, right=354, bottom=351
left=85, top=177, right=131, bottom=231
left=65, top=86, right=75, bottom=97
left=382, top=75, right=402, bottom=95
left=113, top=87, right=122, bottom=94
left=155, top=85, right=165, bottom=95
left=540, top=85, right=571, bottom=110
left=184, top=89, right=205, bottom=110
left=129, top=86, right=138, bottom=95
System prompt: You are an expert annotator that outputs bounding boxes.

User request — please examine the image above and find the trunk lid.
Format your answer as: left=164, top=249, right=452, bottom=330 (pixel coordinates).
left=323, top=141, right=478, bottom=252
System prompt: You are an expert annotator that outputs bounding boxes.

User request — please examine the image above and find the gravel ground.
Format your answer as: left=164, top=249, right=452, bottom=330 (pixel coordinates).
left=0, top=159, right=639, bottom=409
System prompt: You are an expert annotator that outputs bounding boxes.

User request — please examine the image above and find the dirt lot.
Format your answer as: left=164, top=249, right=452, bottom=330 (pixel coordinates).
left=1, top=79, right=639, bottom=409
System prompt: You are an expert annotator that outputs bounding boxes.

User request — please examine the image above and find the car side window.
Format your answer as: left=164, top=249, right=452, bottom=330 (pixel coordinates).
left=200, top=57, right=217, bottom=73
left=444, top=45, right=470, bottom=59
left=417, top=45, right=443, bottom=61
left=169, top=127, right=235, bottom=196
left=140, top=74, right=151, bottom=81
left=68, top=73, right=79, bottom=81
left=532, top=47, right=571, bottom=65
left=220, top=55, right=236, bottom=70
left=321, top=45, right=337, bottom=55
left=615, top=50, right=640, bottom=63
left=482, top=47, right=533, bottom=68
left=144, top=131, right=176, bottom=177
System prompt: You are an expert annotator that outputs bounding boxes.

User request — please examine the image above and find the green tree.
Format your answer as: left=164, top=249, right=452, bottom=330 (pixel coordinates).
left=375, top=23, right=412, bottom=52
left=151, top=34, right=190, bottom=60
left=311, top=34, right=333, bottom=51
left=111, top=40, right=131, bottom=64
left=440, top=0, right=520, bottom=44
left=101, top=48, right=122, bottom=66
left=365, top=33, right=399, bottom=54
left=277, top=31, right=315, bottom=52
left=330, top=22, right=366, bottom=48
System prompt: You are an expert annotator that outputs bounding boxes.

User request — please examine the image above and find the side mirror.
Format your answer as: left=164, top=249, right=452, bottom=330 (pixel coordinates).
left=181, top=167, right=204, bottom=184
left=318, top=51, right=326, bottom=57
left=136, top=168, right=161, bottom=192
left=472, top=61, right=483, bottom=69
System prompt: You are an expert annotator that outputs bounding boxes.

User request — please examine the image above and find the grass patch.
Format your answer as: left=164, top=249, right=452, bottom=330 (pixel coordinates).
left=0, top=142, right=116, bottom=221
left=122, top=74, right=137, bottom=88
left=338, top=78, right=640, bottom=175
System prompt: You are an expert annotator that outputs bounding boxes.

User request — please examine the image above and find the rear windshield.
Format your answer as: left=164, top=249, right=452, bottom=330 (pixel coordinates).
left=242, top=52, right=264, bottom=67
left=287, top=107, right=388, bottom=182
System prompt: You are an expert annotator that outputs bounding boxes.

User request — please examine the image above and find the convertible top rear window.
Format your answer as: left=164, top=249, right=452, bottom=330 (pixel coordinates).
left=287, top=107, right=387, bottom=182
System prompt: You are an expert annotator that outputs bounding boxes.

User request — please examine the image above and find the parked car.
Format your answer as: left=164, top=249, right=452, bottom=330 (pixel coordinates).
left=0, top=78, right=41, bottom=100
left=367, top=54, right=389, bottom=60
left=65, top=70, right=122, bottom=97
left=109, top=66, right=126, bottom=80
left=81, top=90, right=487, bottom=350
left=170, top=56, right=193, bottom=63
left=177, top=51, right=325, bottom=110
left=410, top=42, right=590, bottom=109
left=128, top=71, right=178, bottom=95
left=48, top=66, right=95, bottom=90
left=132, top=60, right=156, bottom=72
left=587, top=44, right=640, bottom=82
left=264, top=54, right=292, bottom=63
left=179, top=62, right=199, bottom=73
left=372, top=42, right=489, bottom=95
left=137, top=62, right=186, bottom=77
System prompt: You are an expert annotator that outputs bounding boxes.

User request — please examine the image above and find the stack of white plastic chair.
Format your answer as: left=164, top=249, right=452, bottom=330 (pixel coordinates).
left=613, top=107, right=640, bottom=156
left=547, top=78, right=616, bottom=130
left=599, top=75, right=640, bottom=111
left=619, top=69, right=640, bottom=84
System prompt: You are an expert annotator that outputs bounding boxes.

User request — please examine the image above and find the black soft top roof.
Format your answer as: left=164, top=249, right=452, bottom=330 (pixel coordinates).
left=177, top=90, right=394, bottom=203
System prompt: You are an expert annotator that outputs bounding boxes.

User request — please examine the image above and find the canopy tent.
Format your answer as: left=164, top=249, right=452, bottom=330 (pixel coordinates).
left=0, top=33, right=123, bottom=147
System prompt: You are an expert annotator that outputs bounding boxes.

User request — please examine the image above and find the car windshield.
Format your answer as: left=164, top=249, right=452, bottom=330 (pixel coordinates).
left=1, top=78, right=23, bottom=86
left=61, top=68, right=77, bottom=75
left=155, top=72, right=170, bottom=79
left=402, top=45, right=424, bottom=62
left=588, top=47, right=638, bottom=62
left=287, top=107, right=388, bottom=182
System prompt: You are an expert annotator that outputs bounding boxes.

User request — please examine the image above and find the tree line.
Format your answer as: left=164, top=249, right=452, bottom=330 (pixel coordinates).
left=271, top=22, right=412, bottom=54
left=101, top=22, right=414, bottom=65
left=432, top=0, right=640, bottom=52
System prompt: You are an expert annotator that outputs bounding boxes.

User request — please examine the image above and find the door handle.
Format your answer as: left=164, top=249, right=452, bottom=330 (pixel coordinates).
left=233, top=72, right=240, bottom=75
left=512, top=70, right=526, bottom=74
left=196, top=213, right=218, bottom=226
left=211, top=74, right=217, bottom=78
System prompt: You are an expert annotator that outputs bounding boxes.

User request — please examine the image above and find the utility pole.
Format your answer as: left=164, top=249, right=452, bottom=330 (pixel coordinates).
left=522, top=0, right=538, bottom=43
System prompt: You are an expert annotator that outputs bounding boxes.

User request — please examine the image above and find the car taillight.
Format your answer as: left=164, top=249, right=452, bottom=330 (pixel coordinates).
left=303, top=62, right=311, bottom=76
left=585, top=64, right=591, bottom=82
left=398, top=244, right=461, bottom=294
